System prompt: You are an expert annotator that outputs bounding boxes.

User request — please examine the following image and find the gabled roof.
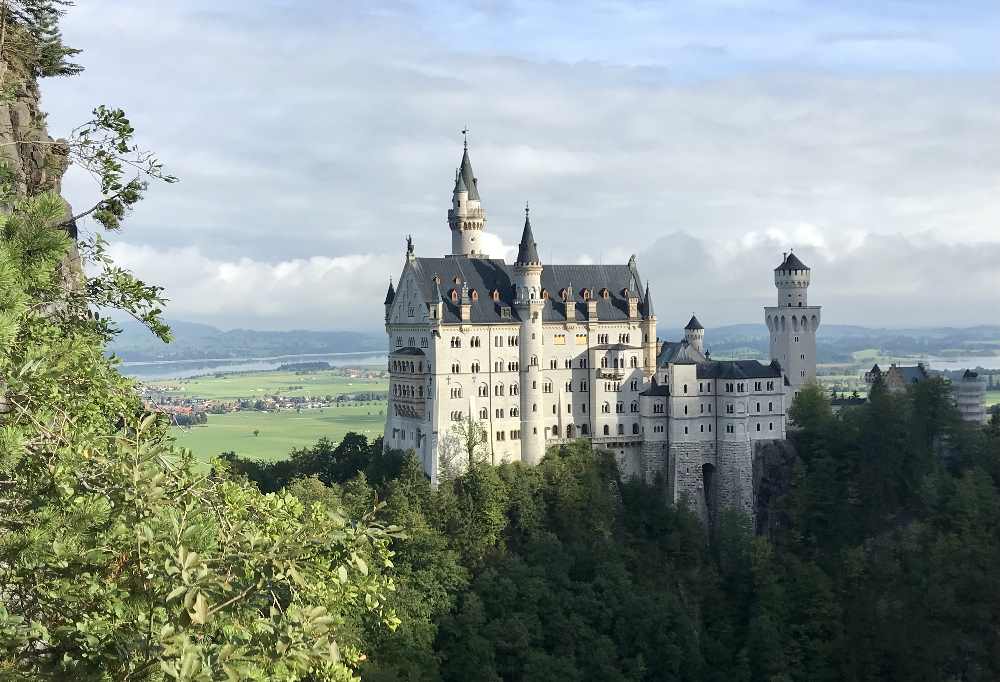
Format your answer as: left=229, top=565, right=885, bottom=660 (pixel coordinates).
left=515, top=211, right=541, bottom=266
left=384, top=279, right=395, bottom=305
left=657, top=340, right=706, bottom=366
left=410, top=257, right=643, bottom=324
left=684, top=315, right=703, bottom=331
left=775, top=252, right=809, bottom=271
left=390, top=347, right=425, bottom=356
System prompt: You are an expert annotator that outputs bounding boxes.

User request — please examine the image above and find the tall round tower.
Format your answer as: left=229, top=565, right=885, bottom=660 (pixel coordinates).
left=514, top=205, right=546, bottom=465
left=765, top=251, right=821, bottom=395
left=447, top=139, right=487, bottom=257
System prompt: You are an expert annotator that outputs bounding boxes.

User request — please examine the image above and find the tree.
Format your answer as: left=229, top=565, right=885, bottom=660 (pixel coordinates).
left=439, top=415, right=490, bottom=479
left=0, top=15, right=400, bottom=678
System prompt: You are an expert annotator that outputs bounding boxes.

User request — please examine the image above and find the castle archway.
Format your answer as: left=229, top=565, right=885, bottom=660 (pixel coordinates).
left=702, top=463, right=718, bottom=529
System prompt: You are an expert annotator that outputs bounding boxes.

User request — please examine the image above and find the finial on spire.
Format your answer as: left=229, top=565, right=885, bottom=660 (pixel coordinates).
left=406, top=234, right=414, bottom=255
left=525, top=200, right=529, bottom=217
left=461, top=126, right=469, bottom=150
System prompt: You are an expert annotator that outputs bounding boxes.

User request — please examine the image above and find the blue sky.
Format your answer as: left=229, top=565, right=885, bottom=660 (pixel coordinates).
left=42, top=0, right=1000, bottom=330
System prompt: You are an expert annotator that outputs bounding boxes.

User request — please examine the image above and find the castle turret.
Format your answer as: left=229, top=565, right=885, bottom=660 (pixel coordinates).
left=383, top=277, right=395, bottom=322
left=641, top=282, right=657, bottom=377
left=447, top=139, right=487, bottom=257
left=765, top=251, right=820, bottom=396
left=684, top=314, right=704, bottom=354
left=514, top=204, right=545, bottom=465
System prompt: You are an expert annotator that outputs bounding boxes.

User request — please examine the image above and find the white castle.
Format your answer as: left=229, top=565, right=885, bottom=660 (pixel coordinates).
left=383, top=141, right=819, bottom=521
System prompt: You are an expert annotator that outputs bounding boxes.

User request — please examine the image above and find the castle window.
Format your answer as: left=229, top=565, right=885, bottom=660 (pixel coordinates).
left=767, top=381, right=774, bottom=391
left=600, top=288, right=610, bottom=299
left=511, top=383, right=519, bottom=395
left=471, top=361, right=480, bottom=373
left=631, top=401, right=639, bottom=413
left=541, top=289, right=549, bottom=299
left=603, top=425, right=610, bottom=435
left=550, top=359, right=558, bottom=369
left=630, top=356, right=638, bottom=368
left=565, top=381, right=573, bottom=392
left=708, top=424, right=712, bottom=432
left=471, top=289, right=479, bottom=301
left=450, top=387, right=462, bottom=399
left=632, top=423, right=639, bottom=434
left=565, top=359, right=572, bottom=368
left=533, top=403, right=537, bottom=413
left=581, top=424, right=589, bottom=435
left=451, top=362, right=460, bottom=373
left=700, top=424, right=704, bottom=433
left=576, top=333, right=587, bottom=345
left=756, top=402, right=761, bottom=411
left=480, top=407, right=488, bottom=419
left=616, top=402, right=624, bottom=413
left=602, top=402, right=610, bottom=414
left=726, top=424, right=734, bottom=433
left=580, top=381, right=588, bottom=392
left=500, top=306, right=512, bottom=319
left=756, top=423, right=761, bottom=432
left=769, top=422, right=773, bottom=430
left=471, top=336, right=481, bottom=347
left=450, top=289, right=459, bottom=303
left=683, top=384, right=688, bottom=394
left=582, top=404, right=587, bottom=413
left=567, top=404, right=572, bottom=414
left=684, top=426, right=689, bottom=434
left=601, top=357, right=608, bottom=368
left=544, top=381, right=553, bottom=393
left=726, top=404, right=734, bottom=414
left=617, top=424, right=624, bottom=435
left=768, top=402, right=773, bottom=411
left=495, top=384, right=504, bottom=396
left=421, top=337, right=428, bottom=348
left=479, top=384, right=488, bottom=397
left=496, top=408, right=503, bottom=418
left=552, top=404, right=557, bottom=414
left=708, top=404, right=712, bottom=413
left=510, top=407, right=519, bottom=417
left=396, top=336, right=402, bottom=347
left=684, top=405, right=688, bottom=415
left=491, top=289, right=500, bottom=302
left=583, top=289, right=592, bottom=300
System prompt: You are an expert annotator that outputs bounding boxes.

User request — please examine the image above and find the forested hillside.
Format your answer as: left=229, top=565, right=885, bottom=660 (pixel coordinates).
left=226, top=380, right=1000, bottom=681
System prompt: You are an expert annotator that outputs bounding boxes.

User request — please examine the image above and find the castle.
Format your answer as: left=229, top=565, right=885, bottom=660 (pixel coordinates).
left=383, top=141, right=819, bottom=521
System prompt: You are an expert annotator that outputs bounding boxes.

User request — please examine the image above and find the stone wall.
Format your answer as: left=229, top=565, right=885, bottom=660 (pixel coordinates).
left=716, top=439, right=754, bottom=517
left=668, top=440, right=716, bottom=524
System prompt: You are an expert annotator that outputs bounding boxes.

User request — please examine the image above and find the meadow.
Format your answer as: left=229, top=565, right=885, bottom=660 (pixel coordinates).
left=156, top=369, right=387, bottom=401
left=161, top=368, right=388, bottom=461
left=172, top=403, right=387, bottom=461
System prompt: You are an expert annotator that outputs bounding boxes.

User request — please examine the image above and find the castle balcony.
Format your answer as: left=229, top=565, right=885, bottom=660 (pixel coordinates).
left=447, top=207, right=487, bottom=220
left=597, top=368, right=625, bottom=380
left=590, top=434, right=643, bottom=447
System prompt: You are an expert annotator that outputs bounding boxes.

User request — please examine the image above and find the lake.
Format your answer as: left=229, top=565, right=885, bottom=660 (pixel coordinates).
left=120, top=352, right=388, bottom=380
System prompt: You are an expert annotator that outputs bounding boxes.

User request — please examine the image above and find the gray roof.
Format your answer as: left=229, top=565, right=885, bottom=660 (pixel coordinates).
left=775, top=252, right=809, bottom=271
left=685, top=315, right=704, bottom=331
left=657, top=340, right=706, bottom=366
left=697, top=359, right=782, bottom=380
left=642, top=282, right=654, bottom=318
left=411, top=256, right=643, bottom=324
left=391, top=347, right=425, bottom=356
left=515, top=213, right=541, bottom=266
left=640, top=378, right=671, bottom=397
left=454, top=146, right=480, bottom=201
left=384, top=280, right=395, bottom=305
left=894, top=364, right=929, bottom=384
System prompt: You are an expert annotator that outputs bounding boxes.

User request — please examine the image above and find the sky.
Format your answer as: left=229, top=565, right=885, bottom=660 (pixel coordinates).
left=42, top=0, right=1000, bottom=332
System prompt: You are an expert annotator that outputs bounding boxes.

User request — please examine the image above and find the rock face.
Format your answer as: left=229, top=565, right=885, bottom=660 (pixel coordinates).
left=0, top=55, right=80, bottom=280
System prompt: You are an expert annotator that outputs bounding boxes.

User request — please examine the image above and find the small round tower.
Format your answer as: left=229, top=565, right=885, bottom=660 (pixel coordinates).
left=684, top=314, right=704, bottom=354
left=774, top=250, right=810, bottom=308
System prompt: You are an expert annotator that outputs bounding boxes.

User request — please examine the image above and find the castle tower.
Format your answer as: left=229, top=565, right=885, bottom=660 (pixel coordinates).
left=447, top=138, right=487, bottom=257
left=684, top=315, right=704, bottom=354
left=641, top=282, right=657, bottom=377
left=514, top=205, right=546, bottom=465
left=383, top=277, right=395, bottom=322
left=765, top=251, right=821, bottom=395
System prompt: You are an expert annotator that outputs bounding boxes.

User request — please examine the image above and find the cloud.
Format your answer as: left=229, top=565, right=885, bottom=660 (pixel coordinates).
left=37, top=0, right=1000, bottom=330
left=106, top=230, right=1000, bottom=332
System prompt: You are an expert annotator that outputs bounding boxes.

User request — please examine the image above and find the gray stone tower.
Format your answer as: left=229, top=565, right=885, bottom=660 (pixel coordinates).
left=447, top=140, right=487, bottom=257
left=765, top=251, right=821, bottom=396
left=641, top=282, right=657, bottom=378
left=514, top=206, right=546, bottom=465
left=684, top=315, right=705, bottom=353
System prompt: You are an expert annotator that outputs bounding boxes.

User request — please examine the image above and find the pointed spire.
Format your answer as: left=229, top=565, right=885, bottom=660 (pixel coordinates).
left=384, top=277, right=395, bottom=305
left=643, top=281, right=654, bottom=318
left=406, top=234, right=414, bottom=256
left=458, top=136, right=480, bottom=201
left=515, top=202, right=541, bottom=266
left=685, top=314, right=704, bottom=331
left=461, top=280, right=471, bottom=305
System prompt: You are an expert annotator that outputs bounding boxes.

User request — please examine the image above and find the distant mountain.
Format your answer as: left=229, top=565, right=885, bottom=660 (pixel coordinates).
left=106, top=317, right=383, bottom=362
left=662, top=324, right=1000, bottom=363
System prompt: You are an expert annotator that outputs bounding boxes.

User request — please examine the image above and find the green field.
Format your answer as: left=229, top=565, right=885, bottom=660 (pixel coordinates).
left=172, top=404, right=386, bottom=461
left=157, top=369, right=387, bottom=401
left=987, top=391, right=1000, bottom=408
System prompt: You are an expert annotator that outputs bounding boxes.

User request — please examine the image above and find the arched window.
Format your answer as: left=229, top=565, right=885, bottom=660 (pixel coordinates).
left=450, top=289, right=459, bottom=304
left=602, top=402, right=610, bottom=414
left=601, top=356, right=608, bottom=368
left=479, top=407, right=488, bottom=419
left=603, top=424, right=610, bottom=435
left=471, top=361, right=480, bottom=373
left=530, top=355, right=538, bottom=366
left=471, top=289, right=479, bottom=301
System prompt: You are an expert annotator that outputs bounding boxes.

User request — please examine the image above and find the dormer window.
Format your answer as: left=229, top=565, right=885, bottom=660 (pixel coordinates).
left=450, top=289, right=459, bottom=303
left=432, top=274, right=441, bottom=285
left=471, top=289, right=478, bottom=301
left=541, top=288, right=549, bottom=299
left=500, top=306, right=512, bottom=319
left=599, top=288, right=610, bottom=299
left=582, top=289, right=591, bottom=301
left=560, top=288, right=568, bottom=301
left=453, top=276, right=461, bottom=285
left=491, top=289, right=500, bottom=302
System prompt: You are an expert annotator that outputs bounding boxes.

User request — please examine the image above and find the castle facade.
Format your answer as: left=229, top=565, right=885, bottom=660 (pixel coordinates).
left=383, top=142, right=819, bottom=521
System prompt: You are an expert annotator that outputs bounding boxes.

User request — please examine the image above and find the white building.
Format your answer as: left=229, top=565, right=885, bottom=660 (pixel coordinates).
left=383, top=141, right=813, bottom=523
